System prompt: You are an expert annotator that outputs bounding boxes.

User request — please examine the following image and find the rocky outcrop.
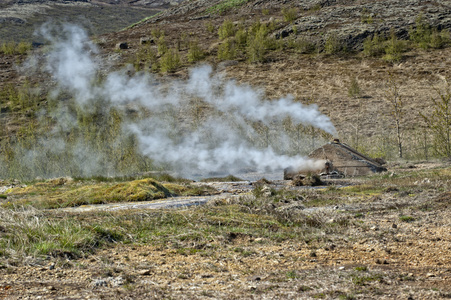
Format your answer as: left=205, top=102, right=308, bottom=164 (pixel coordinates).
left=139, top=0, right=451, bottom=50
left=278, top=0, right=451, bottom=50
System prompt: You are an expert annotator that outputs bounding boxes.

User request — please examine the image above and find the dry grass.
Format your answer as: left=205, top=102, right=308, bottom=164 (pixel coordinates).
left=0, top=165, right=450, bottom=298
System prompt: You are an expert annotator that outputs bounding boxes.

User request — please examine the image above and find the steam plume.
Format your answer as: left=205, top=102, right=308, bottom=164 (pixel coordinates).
left=17, top=24, right=337, bottom=178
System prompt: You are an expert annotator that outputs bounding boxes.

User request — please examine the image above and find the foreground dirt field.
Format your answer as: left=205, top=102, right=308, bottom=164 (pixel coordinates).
left=1, top=164, right=450, bottom=299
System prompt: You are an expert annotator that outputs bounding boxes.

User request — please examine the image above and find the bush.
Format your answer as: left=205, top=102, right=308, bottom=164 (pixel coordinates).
left=0, top=41, right=32, bottom=55
left=218, top=19, right=236, bottom=40
left=409, top=14, right=431, bottom=49
left=235, top=28, right=248, bottom=48
left=205, top=21, right=215, bottom=34
left=362, top=33, right=385, bottom=57
left=157, top=35, right=168, bottom=56
left=348, top=77, right=361, bottom=98
left=246, top=22, right=277, bottom=63
left=282, top=7, right=298, bottom=23
left=324, top=34, right=343, bottom=54
left=133, top=44, right=158, bottom=71
left=383, top=29, right=406, bottom=62
left=187, top=40, right=205, bottom=63
left=160, top=48, right=181, bottom=73
left=217, top=39, right=237, bottom=60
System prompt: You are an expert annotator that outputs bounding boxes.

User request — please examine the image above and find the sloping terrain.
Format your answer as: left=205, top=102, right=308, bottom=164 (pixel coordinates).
left=0, top=0, right=451, bottom=299
left=96, top=0, right=451, bottom=159
left=0, top=0, right=173, bottom=42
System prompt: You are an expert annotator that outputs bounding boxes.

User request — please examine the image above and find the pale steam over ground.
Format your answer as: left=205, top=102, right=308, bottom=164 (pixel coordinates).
left=8, top=24, right=336, bottom=179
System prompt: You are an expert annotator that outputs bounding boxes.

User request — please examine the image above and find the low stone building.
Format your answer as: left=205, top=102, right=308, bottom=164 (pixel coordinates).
left=284, top=139, right=387, bottom=179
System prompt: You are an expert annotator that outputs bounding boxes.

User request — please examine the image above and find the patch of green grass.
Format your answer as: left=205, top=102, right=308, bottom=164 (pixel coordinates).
left=3, top=178, right=215, bottom=209
left=354, top=266, right=368, bottom=272
left=286, top=270, right=299, bottom=279
left=351, top=273, right=383, bottom=286
left=399, top=215, right=415, bottom=222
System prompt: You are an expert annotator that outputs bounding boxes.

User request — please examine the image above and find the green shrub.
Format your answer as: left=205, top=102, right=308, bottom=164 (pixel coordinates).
left=205, top=21, right=215, bottom=34
left=0, top=41, right=32, bottom=55
left=160, top=48, right=181, bottom=73
left=218, top=19, right=236, bottom=40
left=348, top=77, right=361, bottom=98
left=151, top=28, right=164, bottom=39
left=187, top=40, right=205, bottom=63
left=235, top=28, right=248, bottom=48
left=157, top=35, right=168, bottom=56
left=362, top=33, right=385, bottom=57
left=324, top=34, right=343, bottom=54
left=1, top=41, right=16, bottom=55
left=282, top=7, right=298, bottom=23
left=383, top=29, right=406, bottom=62
left=410, top=14, right=431, bottom=49
left=245, top=22, right=278, bottom=62
left=246, top=30, right=267, bottom=63
left=217, top=39, right=237, bottom=60
left=133, top=44, right=158, bottom=71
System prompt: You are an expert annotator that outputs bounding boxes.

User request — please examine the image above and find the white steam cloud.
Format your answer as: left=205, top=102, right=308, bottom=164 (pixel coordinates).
left=33, top=24, right=335, bottom=178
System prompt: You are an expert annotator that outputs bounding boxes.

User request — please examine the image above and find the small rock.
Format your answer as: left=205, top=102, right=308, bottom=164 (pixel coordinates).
left=138, top=269, right=152, bottom=276
left=92, top=279, right=108, bottom=287
left=140, top=37, right=154, bottom=45
left=426, top=273, right=436, bottom=278
left=247, top=275, right=261, bottom=281
left=116, top=42, right=128, bottom=50
left=392, top=223, right=398, bottom=229
left=47, top=286, right=56, bottom=291
left=338, top=266, right=345, bottom=270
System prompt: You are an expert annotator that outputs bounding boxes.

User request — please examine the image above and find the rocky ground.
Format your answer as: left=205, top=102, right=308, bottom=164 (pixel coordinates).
left=1, top=164, right=450, bottom=299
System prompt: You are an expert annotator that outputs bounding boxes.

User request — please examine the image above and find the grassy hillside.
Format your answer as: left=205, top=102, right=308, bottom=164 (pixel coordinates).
left=2, top=0, right=451, bottom=181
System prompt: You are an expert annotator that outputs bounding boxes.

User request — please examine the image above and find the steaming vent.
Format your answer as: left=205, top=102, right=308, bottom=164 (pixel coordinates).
left=284, top=139, right=387, bottom=179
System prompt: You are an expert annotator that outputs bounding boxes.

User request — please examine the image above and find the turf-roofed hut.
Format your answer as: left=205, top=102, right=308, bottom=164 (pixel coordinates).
left=284, top=139, right=387, bottom=179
